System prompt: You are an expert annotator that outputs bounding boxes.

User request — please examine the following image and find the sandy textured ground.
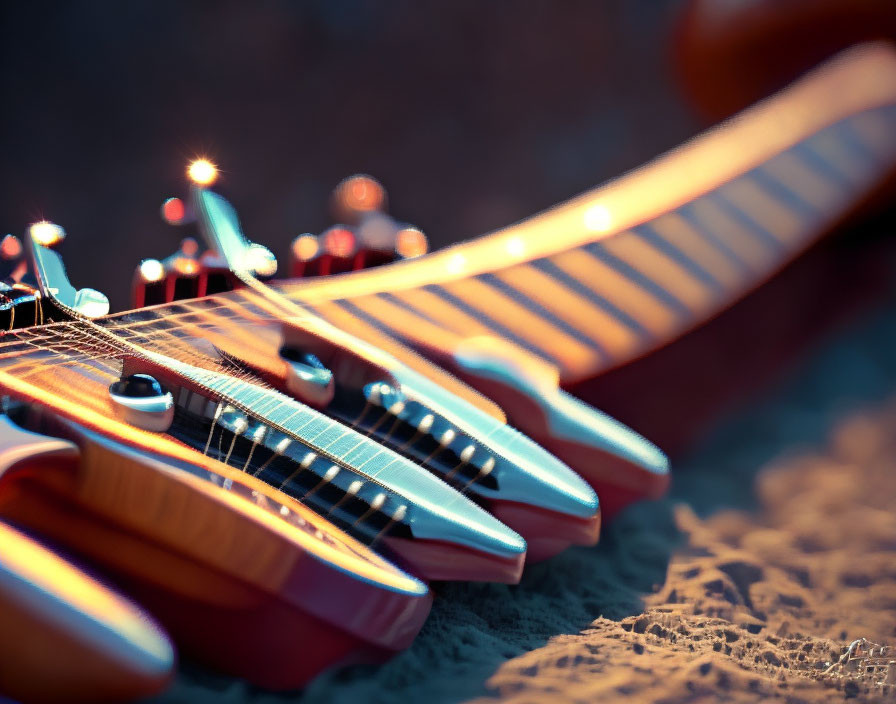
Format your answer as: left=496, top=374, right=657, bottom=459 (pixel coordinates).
left=155, top=293, right=896, bottom=704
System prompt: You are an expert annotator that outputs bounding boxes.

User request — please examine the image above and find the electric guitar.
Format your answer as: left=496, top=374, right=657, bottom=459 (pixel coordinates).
left=1, top=40, right=895, bottom=703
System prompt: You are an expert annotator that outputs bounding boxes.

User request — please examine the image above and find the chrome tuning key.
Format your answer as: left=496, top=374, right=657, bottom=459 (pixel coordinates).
left=135, top=160, right=278, bottom=307
left=25, top=221, right=110, bottom=320
left=108, top=373, right=175, bottom=432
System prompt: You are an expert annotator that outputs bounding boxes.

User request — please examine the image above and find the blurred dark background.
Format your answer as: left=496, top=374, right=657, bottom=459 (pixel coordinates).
left=0, top=1, right=696, bottom=310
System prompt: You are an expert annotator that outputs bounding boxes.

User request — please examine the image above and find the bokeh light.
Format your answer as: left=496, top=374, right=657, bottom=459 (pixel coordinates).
left=246, top=243, right=278, bottom=277
left=29, top=221, right=65, bottom=247
left=161, top=197, right=186, bottom=225
left=187, top=158, right=218, bottom=186
left=583, top=203, right=613, bottom=232
left=0, top=235, right=22, bottom=260
left=292, top=234, right=320, bottom=262
left=323, top=226, right=357, bottom=257
left=336, top=175, right=386, bottom=214
left=396, top=227, right=428, bottom=258
left=138, top=258, right=165, bottom=283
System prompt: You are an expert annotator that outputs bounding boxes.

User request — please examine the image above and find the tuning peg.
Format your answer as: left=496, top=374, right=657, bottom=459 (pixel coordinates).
left=395, top=226, right=428, bottom=259
left=134, top=257, right=166, bottom=307
left=26, top=221, right=109, bottom=320
left=133, top=238, right=200, bottom=307
left=133, top=237, right=243, bottom=308
left=108, top=373, right=175, bottom=433
left=280, top=348, right=335, bottom=407
left=285, top=176, right=429, bottom=278
left=164, top=237, right=202, bottom=299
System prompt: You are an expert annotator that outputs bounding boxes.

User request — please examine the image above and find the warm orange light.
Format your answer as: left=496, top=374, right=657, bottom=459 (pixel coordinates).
left=446, top=252, right=466, bottom=274
left=29, top=221, right=65, bottom=247
left=161, top=197, right=186, bottom=225
left=0, top=521, right=173, bottom=664
left=173, top=256, right=199, bottom=275
left=187, top=158, right=218, bottom=186
left=138, top=259, right=165, bottom=283
left=395, top=227, right=428, bottom=259
left=323, top=227, right=356, bottom=258
left=337, top=175, right=385, bottom=213
left=0, top=234, right=22, bottom=260
left=180, top=238, right=200, bottom=257
left=292, top=234, right=320, bottom=261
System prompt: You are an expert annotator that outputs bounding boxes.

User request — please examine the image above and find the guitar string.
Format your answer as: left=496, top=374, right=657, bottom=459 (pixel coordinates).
left=100, top=299, right=492, bottom=494
left=108, top=303, right=444, bottom=523
left=0, top=342, right=400, bottom=565
left=111, top=296, right=440, bottom=452
left=0, top=109, right=874, bottom=366
left=0, top=279, right=551, bottom=501
left=116, top=308, right=493, bottom=503
left=2, top=320, right=406, bottom=538
left=107, top=311, right=421, bottom=534
left=4, top=318, right=395, bottom=487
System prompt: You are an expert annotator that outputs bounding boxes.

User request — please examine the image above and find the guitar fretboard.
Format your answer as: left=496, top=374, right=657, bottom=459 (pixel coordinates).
left=277, top=44, right=896, bottom=383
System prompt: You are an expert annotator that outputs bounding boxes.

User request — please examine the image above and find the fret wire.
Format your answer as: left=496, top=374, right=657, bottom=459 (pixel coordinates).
left=632, top=224, right=726, bottom=294
left=476, top=272, right=612, bottom=360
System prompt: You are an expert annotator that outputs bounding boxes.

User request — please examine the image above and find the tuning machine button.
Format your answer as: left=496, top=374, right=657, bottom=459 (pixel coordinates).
left=108, top=374, right=175, bottom=432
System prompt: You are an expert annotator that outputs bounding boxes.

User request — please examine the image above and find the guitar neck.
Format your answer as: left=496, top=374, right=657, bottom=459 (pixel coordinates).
left=280, top=42, right=896, bottom=384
